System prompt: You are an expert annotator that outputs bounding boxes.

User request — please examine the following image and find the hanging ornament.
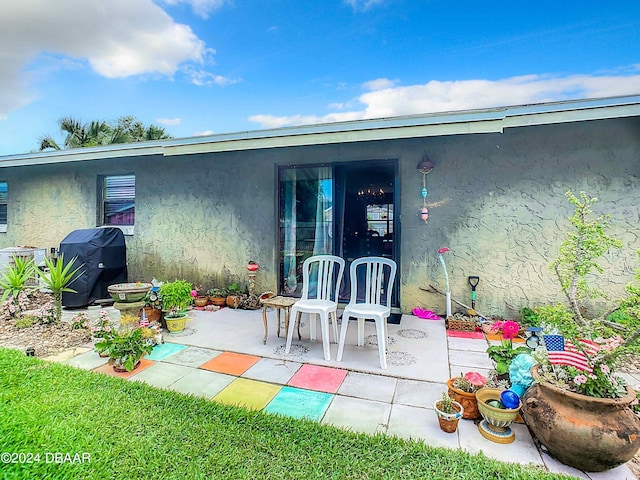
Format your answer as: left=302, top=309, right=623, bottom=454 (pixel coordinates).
left=416, top=153, right=433, bottom=224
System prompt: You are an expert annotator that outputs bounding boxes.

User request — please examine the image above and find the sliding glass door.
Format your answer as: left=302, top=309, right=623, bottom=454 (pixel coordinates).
left=278, top=160, right=397, bottom=304
left=279, top=166, right=333, bottom=296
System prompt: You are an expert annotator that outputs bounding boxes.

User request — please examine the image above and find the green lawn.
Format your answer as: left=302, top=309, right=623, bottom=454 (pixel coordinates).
left=0, top=348, right=572, bottom=480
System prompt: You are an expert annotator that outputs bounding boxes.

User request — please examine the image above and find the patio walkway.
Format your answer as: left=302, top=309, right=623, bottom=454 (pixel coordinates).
left=50, top=306, right=637, bottom=479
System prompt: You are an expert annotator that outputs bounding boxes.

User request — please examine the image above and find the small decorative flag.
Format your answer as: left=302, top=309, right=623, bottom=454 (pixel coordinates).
left=139, top=309, right=149, bottom=327
left=543, top=335, right=600, bottom=373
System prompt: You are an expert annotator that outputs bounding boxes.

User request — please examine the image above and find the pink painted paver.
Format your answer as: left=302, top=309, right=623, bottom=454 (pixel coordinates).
left=287, top=364, right=348, bottom=393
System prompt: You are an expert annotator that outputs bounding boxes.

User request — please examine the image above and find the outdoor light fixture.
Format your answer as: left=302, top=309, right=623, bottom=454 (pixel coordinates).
left=417, top=153, right=433, bottom=223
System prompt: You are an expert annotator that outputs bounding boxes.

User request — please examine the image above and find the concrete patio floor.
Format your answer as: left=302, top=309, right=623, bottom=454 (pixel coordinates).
left=50, top=306, right=638, bottom=479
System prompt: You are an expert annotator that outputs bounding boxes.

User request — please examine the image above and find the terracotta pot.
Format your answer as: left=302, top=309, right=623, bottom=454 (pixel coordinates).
left=209, top=296, right=226, bottom=306
left=194, top=296, right=208, bottom=307
left=521, top=366, right=640, bottom=472
left=434, top=400, right=463, bottom=433
left=447, top=378, right=480, bottom=419
left=144, top=307, right=162, bottom=323
left=226, top=295, right=242, bottom=309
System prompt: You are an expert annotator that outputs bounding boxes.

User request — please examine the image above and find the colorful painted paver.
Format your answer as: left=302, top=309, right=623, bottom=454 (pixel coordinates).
left=146, top=342, right=188, bottom=361
left=287, top=364, right=348, bottom=393
left=212, top=378, right=281, bottom=410
left=93, top=358, right=155, bottom=379
left=264, top=386, right=333, bottom=421
left=199, top=351, right=261, bottom=375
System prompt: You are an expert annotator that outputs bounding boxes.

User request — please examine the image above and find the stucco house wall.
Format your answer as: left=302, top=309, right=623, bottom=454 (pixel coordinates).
left=0, top=113, right=638, bottom=318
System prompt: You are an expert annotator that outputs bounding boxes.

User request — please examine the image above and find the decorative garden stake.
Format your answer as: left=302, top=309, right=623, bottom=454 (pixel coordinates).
left=417, top=153, right=433, bottom=223
left=437, top=247, right=451, bottom=318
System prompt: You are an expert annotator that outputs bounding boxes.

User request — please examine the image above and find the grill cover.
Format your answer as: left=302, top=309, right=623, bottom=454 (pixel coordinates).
left=59, top=227, right=127, bottom=307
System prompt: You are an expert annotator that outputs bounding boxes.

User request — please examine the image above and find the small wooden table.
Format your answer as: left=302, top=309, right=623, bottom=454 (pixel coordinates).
left=260, top=296, right=300, bottom=345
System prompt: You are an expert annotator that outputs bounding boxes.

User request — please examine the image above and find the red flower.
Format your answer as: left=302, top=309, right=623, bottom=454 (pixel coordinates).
left=438, top=247, right=450, bottom=254
left=501, top=320, right=520, bottom=339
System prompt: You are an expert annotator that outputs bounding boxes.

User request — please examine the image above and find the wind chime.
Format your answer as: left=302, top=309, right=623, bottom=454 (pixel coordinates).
left=417, top=153, right=434, bottom=223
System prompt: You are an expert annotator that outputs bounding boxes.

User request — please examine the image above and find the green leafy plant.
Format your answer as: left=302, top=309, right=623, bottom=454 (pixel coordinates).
left=39, top=254, right=84, bottom=323
left=551, top=191, right=622, bottom=326
left=535, top=191, right=640, bottom=398
left=436, top=391, right=455, bottom=414
left=0, top=256, right=37, bottom=302
left=206, top=287, right=228, bottom=298
left=159, top=279, right=193, bottom=318
left=485, top=320, right=529, bottom=375
left=95, top=327, right=153, bottom=372
left=14, top=316, right=35, bottom=329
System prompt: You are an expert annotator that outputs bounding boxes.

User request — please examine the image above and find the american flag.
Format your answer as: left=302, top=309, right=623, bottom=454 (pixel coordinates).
left=543, top=335, right=601, bottom=373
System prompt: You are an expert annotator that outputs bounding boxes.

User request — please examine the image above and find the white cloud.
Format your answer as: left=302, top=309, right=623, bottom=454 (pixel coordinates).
left=157, top=117, right=182, bottom=126
left=183, top=67, right=241, bottom=87
left=249, top=70, right=640, bottom=129
left=193, top=130, right=215, bottom=136
left=362, top=78, right=399, bottom=91
left=161, top=0, right=225, bottom=19
left=0, top=0, right=212, bottom=119
left=344, top=0, right=386, bottom=12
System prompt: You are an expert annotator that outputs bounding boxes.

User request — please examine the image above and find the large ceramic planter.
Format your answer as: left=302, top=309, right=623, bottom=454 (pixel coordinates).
left=447, top=377, right=480, bottom=419
left=521, top=366, right=640, bottom=472
left=165, top=314, right=188, bottom=333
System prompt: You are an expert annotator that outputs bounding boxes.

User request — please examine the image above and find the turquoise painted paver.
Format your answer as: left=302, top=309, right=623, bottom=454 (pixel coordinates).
left=146, top=342, right=188, bottom=361
left=264, top=386, right=333, bottom=421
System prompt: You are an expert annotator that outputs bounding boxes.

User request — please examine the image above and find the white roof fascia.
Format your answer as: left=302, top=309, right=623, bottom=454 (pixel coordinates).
left=0, top=95, right=638, bottom=166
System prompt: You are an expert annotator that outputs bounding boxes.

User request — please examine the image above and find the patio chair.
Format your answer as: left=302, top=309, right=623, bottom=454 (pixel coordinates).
left=336, top=256, right=397, bottom=369
left=285, top=255, right=345, bottom=361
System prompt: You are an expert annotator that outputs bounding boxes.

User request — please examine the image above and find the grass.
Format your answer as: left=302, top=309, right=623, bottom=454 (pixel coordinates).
left=0, top=348, right=573, bottom=480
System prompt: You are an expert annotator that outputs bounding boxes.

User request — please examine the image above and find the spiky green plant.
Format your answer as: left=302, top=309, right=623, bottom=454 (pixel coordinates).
left=39, top=254, right=84, bottom=323
left=0, top=256, right=37, bottom=302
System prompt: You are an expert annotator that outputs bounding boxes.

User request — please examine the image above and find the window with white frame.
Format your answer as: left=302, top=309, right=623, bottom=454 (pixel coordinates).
left=100, top=174, right=135, bottom=226
left=0, top=182, right=6, bottom=232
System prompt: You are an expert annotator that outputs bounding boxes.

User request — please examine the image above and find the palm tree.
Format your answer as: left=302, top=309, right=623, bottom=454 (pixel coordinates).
left=39, top=116, right=172, bottom=151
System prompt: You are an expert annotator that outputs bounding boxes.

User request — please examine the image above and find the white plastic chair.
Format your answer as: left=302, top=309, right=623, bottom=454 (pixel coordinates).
left=285, top=255, right=345, bottom=361
left=337, top=257, right=397, bottom=369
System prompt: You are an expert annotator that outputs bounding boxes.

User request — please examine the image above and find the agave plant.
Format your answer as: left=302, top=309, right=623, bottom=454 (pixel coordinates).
left=39, top=253, right=84, bottom=323
left=0, top=256, right=37, bottom=302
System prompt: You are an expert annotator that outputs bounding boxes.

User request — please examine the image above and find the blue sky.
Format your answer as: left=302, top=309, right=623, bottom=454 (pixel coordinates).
left=0, top=0, right=639, bottom=156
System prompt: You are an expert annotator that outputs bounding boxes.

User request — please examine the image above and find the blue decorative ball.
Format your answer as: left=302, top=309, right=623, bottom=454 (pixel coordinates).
left=500, top=389, right=520, bottom=409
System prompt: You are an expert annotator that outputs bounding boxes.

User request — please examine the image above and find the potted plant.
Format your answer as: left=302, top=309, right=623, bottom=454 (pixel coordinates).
left=90, top=310, right=116, bottom=357
left=486, top=320, right=530, bottom=378
left=447, top=371, right=487, bottom=419
left=434, top=391, right=463, bottom=433
left=225, top=283, right=245, bottom=309
left=159, top=279, right=193, bottom=333
left=207, top=287, right=228, bottom=307
left=520, top=191, right=640, bottom=472
left=95, top=327, right=153, bottom=372
left=143, top=288, right=162, bottom=322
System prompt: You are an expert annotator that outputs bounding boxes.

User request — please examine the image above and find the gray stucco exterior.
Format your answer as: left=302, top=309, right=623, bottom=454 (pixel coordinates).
left=1, top=97, right=639, bottom=317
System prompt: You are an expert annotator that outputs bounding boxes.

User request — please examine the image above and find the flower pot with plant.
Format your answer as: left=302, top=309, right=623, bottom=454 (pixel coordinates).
left=95, top=327, right=153, bottom=372
left=159, top=279, right=193, bottom=333
left=143, top=288, right=162, bottom=322
left=518, top=191, right=640, bottom=471
left=434, top=391, right=463, bottom=433
left=207, top=288, right=228, bottom=307
left=486, top=320, right=529, bottom=379
left=226, top=283, right=246, bottom=309
left=447, top=371, right=487, bottom=419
